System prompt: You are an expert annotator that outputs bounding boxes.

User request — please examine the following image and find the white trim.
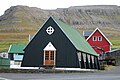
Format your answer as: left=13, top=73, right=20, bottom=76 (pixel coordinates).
left=55, top=68, right=97, bottom=71
left=10, top=67, right=97, bottom=71
left=83, top=53, right=86, bottom=62
left=77, top=52, right=81, bottom=61
left=43, top=50, right=45, bottom=65
left=44, top=42, right=56, bottom=50
left=54, top=50, right=56, bottom=66
left=10, top=66, right=39, bottom=69
left=77, top=52, right=81, bottom=68
left=110, top=45, right=111, bottom=51
left=91, top=55, right=94, bottom=63
left=86, top=28, right=112, bottom=45
left=87, top=54, right=90, bottom=63
left=28, top=34, right=33, bottom=42
left=8, top=45, right=12, bottom=53
left=83, top=31, right=84, bottom=36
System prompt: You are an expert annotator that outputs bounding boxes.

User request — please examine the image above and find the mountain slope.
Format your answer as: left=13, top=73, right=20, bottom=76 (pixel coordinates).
left=0, top=5, right=120, bottom=52
left=0, top=5, right=120, bottom=30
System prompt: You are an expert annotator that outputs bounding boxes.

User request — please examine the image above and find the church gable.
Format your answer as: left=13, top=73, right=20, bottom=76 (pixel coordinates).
left=24, top=17, right=75, bottom=51
left=21, top=16, right=99, bottom=69
left=22, top=17, right=79, bottom=67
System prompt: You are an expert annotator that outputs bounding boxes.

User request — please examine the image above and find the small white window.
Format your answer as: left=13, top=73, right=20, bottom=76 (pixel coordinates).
left=98, top=36, right=102, bottom=41
left=46, top=26, right=54, bottom=35
left=93, top=36, right=97, bottom=41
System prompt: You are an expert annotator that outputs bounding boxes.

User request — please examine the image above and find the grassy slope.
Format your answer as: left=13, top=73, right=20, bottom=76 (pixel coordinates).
left=0, top=28, right=36, bottom=52
left=0, top=27, right=120, bottom=52
left=0, top=6, right=120, bottom=52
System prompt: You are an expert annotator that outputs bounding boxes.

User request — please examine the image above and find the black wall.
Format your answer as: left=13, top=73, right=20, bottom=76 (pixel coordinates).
left=21, top=17, right=80, bottom=68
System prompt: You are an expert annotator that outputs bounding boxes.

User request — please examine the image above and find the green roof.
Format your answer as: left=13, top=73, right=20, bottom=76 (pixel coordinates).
left=53, top=17, right=98, bottom=56
left=8, top=44, right=25, bottom=54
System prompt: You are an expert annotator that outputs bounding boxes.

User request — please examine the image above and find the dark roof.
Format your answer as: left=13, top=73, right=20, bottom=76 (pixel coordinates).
left=83, top=31, right=92, bottom=36
left=8, top=44, right=25, bottom=54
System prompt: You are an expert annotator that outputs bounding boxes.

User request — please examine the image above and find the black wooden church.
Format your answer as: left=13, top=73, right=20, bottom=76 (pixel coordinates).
left=21, top=17, right=100, bottom=69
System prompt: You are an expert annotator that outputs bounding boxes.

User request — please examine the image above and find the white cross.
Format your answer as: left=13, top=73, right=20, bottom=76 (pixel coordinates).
left=46, top=26, right=54, bottom=35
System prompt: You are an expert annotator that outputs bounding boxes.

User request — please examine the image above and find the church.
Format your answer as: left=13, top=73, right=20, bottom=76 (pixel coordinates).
left=21, top=17, right=100, bottom=69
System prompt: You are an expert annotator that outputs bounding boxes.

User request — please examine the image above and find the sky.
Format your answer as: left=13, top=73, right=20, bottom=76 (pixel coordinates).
left=0, top=0, right=120, bottom=16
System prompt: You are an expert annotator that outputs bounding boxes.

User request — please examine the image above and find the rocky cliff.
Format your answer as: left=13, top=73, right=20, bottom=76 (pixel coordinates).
left=0, top=5, right=120, bottom=32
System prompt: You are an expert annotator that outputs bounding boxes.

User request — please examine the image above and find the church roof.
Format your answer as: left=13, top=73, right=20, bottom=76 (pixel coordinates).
left=24, top=17, right=98, bottom=56
left=53, top=17, right=98, bottom=56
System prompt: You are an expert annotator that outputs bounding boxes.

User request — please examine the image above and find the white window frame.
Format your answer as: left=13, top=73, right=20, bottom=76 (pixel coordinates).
left=93, top=36, right=97, bottom=41
left=98, top=36, right=102, bottom=41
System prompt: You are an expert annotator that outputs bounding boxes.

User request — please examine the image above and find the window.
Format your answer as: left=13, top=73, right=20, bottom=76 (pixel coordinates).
left=93, top=36, right=97, bottom=41
left=50, top=51, right=54, bottom=60
left=45, top=51, right=54, bottom=60
left=98, top=36, right=102, bottom=41
left=46, top=26, right=54, bottom=35
left=45, top=51, right=49, bottom=60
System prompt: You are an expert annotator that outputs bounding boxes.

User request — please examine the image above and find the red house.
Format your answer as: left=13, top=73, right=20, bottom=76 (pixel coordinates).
left=83, top=28, right=112, bottom=54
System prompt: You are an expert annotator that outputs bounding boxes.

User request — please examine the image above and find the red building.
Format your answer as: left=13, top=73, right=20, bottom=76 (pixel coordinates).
left=83, top=28, right=112, bottom=54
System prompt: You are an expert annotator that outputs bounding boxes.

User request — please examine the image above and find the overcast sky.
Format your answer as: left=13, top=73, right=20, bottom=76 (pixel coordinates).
left=0, top=0, right=120, bottom=16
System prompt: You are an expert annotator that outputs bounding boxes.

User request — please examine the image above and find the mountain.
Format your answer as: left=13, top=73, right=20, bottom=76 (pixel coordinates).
left=0, top=5, right=120, bottom=52
left=0, top=5, right=120, bottom=30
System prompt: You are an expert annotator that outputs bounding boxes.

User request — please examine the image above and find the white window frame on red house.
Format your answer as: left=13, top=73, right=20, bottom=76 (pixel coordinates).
left=93, top=36, right=97, bottom=41
left=98, top=36, right=102, bottom=41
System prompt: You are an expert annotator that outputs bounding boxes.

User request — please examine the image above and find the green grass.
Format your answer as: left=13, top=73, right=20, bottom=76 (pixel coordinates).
left=0, top=30, right=35, bottom=52
left=112, top=46, right=120, bottom=49
left=0, top=40, right=28, bottom=52
left=110, top=40, right=120, bottom=45
left=110, top=40, right=120, bottom=49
